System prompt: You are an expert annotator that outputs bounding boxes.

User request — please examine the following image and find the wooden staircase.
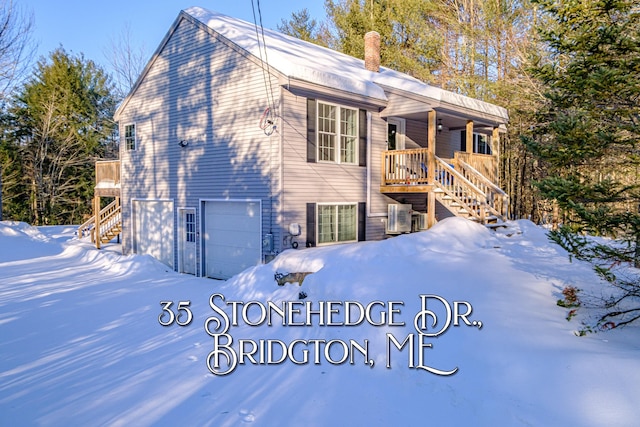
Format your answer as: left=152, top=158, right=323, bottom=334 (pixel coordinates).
left=433, top=156, right=508, bottom=223
left=77, top=198, right=122, bottom=244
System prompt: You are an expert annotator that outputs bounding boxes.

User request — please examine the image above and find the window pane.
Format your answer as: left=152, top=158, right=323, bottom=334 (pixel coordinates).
left=338, top=205, right=357, bottom=242
left=185, top=212, right=195, bottom=243
left=318, top=103, right=336, bottom=161
left=341, top=136, right=356, bottom=163
left=318, top=205, right=336, bottom=244
left=341, top=108, right=357, bottom=137
left=340, top=108, right=357, bottom=163
left=319, top=134, right=335, bottom=161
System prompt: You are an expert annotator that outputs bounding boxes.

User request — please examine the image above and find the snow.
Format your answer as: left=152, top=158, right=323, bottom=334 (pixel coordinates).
left=182, top=7, right=509, bottom=121
left=1, top=218, right=639, bottom=426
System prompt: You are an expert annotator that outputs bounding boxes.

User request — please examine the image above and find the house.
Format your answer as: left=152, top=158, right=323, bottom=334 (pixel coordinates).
left=90, top=6, right=509, bottom=280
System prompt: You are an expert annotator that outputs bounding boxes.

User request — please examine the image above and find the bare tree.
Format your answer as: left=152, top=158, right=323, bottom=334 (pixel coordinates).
left=104, top=23, right=149, bottom=100
left=0, top=0, right=33, bottom=101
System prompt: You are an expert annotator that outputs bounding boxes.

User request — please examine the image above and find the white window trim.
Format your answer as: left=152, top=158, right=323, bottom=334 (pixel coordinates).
left=316, top=202, right=358, bottom=246
left=473, top=133, right=491, bottom=155
left=124, top=123, right=137, bottom=151
left=387, top=117, right=406, bottom=150
left=316, top=101, right=359, bottom=165
left=177, top=207, right=197, bottom=275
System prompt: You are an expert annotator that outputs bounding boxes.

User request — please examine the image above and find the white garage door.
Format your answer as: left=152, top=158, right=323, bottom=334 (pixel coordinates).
left=204, top=200, right=261, bottom=280
left=133, top=200, right=174, bottom=268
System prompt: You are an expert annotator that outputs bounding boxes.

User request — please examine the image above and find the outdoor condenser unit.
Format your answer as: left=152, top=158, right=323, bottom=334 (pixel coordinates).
left=386, top=204, right=412, bottom=234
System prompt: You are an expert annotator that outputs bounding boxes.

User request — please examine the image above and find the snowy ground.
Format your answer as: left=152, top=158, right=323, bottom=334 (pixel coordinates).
left=0, top=218, right=639, bottom=426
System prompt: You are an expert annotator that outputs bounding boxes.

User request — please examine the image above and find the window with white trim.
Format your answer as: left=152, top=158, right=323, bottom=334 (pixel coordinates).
left=473, top=133, right=491, bottom=155
left=317, top=102, right=358, bottom=164
left=124, top=124, right=136, bottom=151
left=317, top=203, right=357, bottom=244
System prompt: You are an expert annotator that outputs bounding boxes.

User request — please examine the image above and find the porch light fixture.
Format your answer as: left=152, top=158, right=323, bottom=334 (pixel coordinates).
left=437, top=118, right=443, bottom=134
left=178, top=140, right=188, bottom=148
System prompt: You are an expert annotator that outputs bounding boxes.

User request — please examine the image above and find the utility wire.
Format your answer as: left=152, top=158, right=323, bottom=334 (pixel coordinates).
left=250, top=0, right=277, bottom=134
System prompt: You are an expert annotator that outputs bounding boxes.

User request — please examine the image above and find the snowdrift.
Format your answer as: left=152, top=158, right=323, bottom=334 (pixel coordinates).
left=0, top=218, right=638, bottom=426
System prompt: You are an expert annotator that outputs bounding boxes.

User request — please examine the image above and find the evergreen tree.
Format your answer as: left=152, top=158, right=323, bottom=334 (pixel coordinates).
left=4, top=48, right=116, bottom=225
left=325, top=0, right=441, bottom=83
left=277, top=8, right=330, bottom=47
left=526, top=0, right=640, bottom=327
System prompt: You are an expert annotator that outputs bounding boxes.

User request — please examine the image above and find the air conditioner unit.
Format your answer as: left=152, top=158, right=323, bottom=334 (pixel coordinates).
left=386, top=204, right=412, bottom=234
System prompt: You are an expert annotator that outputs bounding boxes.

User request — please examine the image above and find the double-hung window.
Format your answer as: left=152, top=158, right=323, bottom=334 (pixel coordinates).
left=124, top=124, right=136, bottom=151
left=317, top=102, right=358, bottom=164
left=317, top=203, right=358, bottom=245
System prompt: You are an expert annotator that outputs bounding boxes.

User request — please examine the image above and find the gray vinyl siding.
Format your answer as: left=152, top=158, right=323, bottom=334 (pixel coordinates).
left=281, top=89, right=382, bottom=247
left=405, top=119, right=427, bottom=149
left=118, top=16, right=282, bottom=271
left=436, top=128, right=459, bottom=159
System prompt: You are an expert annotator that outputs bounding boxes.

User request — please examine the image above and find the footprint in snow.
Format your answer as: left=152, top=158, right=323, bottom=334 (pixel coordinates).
left=188, top=355, right=198, bottom=362
left=239, top=409, right=255, bottom=423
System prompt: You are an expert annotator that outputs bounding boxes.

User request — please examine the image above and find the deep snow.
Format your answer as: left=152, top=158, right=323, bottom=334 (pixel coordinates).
left=0, top=218, right=639, bottom=426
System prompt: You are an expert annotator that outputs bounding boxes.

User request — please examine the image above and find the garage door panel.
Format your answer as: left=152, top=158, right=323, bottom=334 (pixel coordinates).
left=133, top=200, right=174, bottom=269
left=206, top=229, right=260, bottom=248
left=204, top=200, right=261, bottom=280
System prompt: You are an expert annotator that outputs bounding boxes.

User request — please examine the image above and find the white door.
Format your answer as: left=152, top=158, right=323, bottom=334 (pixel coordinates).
left=133, top=200, right=174, bottom=268
left=179, top=208, right=196, bottom=275
left=203, top=200, right=261, bottom=280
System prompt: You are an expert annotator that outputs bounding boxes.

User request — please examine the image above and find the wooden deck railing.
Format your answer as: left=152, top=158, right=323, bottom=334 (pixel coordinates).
left=454, top=152, right=497, bottom=183
left=382, top=148, right=508, bottom=222
left=381, top=148, right=430, bottom=185
left=96, top=160, right=120, bottom=186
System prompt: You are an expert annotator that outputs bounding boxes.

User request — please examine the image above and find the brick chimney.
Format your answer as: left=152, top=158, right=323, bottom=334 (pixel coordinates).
left=364, top=31, right=380, bottom=73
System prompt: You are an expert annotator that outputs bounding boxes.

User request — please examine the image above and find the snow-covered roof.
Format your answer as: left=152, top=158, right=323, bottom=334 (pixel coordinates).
left=184, top=6, right=509, bottom=122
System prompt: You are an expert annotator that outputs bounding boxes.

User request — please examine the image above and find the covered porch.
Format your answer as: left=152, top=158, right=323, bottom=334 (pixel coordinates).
left=377, top=95, right=509, bottom=226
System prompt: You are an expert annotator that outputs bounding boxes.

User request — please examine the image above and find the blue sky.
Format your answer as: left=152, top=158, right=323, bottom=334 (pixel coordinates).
left=19, top=0, right=326, bottom=67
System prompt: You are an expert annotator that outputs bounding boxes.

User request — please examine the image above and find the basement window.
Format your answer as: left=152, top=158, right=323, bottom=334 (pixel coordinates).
left=317, top=203, right=357, bottom=244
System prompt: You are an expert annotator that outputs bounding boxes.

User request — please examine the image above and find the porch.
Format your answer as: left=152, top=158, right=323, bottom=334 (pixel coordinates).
left=77, top=160, right=122, bottom=248
left=381, top=148, right=508, bottom=225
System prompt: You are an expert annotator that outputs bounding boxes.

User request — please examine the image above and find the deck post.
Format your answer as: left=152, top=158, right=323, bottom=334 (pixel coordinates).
left=466, top=120, right=474, bottom=154
left=94, top=195, right=101, bottom=249
left=427, top=110, right=437, bottom=228
left=492, top=126, right=500, bottom=181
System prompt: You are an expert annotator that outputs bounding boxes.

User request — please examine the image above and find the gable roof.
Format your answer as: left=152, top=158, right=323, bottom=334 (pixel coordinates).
left=115, top=7, right=508, bottom=123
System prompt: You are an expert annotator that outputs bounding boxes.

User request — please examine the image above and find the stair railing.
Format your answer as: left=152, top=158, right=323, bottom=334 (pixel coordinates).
left=433, top=156, right=490, bottom=221
left=77, top=198, right=121, bottom=243
left=456, top=160, right=509, bottom=219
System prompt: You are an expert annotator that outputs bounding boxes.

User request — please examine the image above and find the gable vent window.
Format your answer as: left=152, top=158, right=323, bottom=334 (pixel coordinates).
left=317, top=102, right=358, bottom=164
left=124, top=123, right=136, bottom=151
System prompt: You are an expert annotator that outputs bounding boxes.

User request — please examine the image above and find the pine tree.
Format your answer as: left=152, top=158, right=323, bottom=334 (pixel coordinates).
left=325, top=0, right=441, bottom=83
left=527, top=0, right=640, bottom=327
left=277, top=8, right=330, bottom=47
left=4, top=48, right=116, bottom=225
